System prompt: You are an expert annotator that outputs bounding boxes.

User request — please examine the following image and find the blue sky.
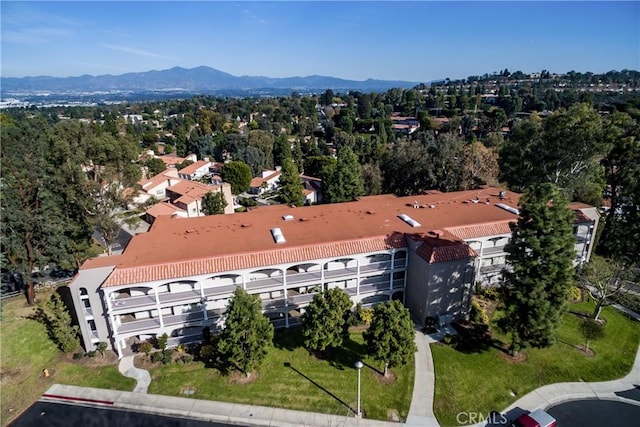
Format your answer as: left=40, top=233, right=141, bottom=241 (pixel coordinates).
left=2, top=1, right=639, bottom=82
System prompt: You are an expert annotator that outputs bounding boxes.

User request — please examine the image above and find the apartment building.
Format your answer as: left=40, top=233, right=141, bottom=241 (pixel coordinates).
left=68, top=188, right=598, bottom=357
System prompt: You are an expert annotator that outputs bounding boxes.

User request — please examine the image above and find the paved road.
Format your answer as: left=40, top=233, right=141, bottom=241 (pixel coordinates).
left=546, top=399, right=640, bottom=427
left=10, top=401, right=239, bottom=427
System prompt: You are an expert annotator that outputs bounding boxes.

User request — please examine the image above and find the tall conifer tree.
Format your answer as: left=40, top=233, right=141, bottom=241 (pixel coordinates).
left=499, top=183, right=576, bottom=355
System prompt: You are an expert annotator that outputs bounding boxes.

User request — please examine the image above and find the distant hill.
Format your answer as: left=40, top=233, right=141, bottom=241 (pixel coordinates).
left=1, top=66, right=421, bottom=94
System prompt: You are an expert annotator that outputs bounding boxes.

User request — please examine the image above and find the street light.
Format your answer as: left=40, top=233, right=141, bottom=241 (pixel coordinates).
left=355, top=360, right=363, bottom=418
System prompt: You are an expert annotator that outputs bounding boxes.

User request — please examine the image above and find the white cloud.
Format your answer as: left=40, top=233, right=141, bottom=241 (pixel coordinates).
left=100, top=44, right=176, bottom=60
left=2, top=27, right=73, bottom=45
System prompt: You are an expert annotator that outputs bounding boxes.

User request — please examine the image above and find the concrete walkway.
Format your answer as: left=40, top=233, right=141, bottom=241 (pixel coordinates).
left=118, top=355, right=151, bottom=394
left=405, top=327, right=440, bottom=426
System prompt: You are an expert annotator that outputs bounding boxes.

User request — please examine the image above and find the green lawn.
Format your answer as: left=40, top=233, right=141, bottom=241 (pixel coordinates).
left=147, top=328, right=414, bottom=421
left=432, top=301, right=640, bottom=427
left=0, top=290, right=136, bottom=425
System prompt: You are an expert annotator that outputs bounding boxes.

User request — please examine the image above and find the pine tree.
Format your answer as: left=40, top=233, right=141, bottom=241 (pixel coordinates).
left=302, top=288, right=352, bottom=353
left=46, top=293, right=81, bottom=353
left=278, top=158, right=305, bottom=206
left=217, top=287, right=274, bottom=376
left=363, top=300, right=416, bottom=377
left=202, top=191, right=227, bottom=215
left=324, top=147, right=365, bottom=203
left=499, top=183, right=576, bottom=355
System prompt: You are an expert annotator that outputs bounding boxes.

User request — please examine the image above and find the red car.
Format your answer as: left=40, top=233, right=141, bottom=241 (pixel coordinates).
left=512, top=409, right=558, bottom=427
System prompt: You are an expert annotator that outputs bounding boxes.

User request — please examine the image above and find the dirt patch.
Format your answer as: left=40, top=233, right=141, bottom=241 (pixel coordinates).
left=133, top=354, right=159, bottom=370
left=498, top=350, right=527, bottom=364
left=0, top=367, right=24, bottom=385
left=374, top=369, right=397, bottom=385
left=574, top=344, right=596, bottom=357
left=229, top=370, right=259, bottom=384
left=66, top=351, right=119, bottom=367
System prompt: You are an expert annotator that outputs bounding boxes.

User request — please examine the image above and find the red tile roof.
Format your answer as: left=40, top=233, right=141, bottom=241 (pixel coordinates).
left=445, top=221, right=514, bottom=240
left=415, top=235, right=478, bottom=264
left=179, top=160, right=210, bottom=175
left=103, top=233, right=406, bottom=286
left=77, top=187, right=597, bottom=288
left=145, top=202, right=186, bottom=218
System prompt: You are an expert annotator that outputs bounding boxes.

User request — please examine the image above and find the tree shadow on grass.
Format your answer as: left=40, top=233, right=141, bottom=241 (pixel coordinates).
left=451, top=321, right=508, bottom=355
left=272, top=326, right=304, bottom=352
left=284, top=362, right=355, bottom=415
left=325, top=336, right=367, bottom=371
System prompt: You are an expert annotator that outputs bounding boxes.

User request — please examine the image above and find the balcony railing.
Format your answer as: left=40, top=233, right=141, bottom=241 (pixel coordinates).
left=157, top=289, right=201, bottom=305
left=262, top=298, right=287, bottom=311
left=480, top=246, right=506, bottom=256
left=117, top=317, right=161, bottom=334
left=163, top=311, right=205, bottom=327
left=83, top=307, right=94, bottom=318
left=203, top=283, right=239, bottom=298
left=110, top=294, right=156, bottom=312
left=480, top=264, right=505, bottom=274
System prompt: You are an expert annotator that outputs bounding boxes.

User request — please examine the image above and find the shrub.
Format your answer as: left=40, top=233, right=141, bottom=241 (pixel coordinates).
left=443, top=334, right=454, bottom=345
left=569, top=286, right=582, bottom=302
left=470, top=300, right=489, bottom=324
left=359, top=308, right=374, bottom=325
left=480, top=286, right=500, bottom=301
left=156, top=333, right=168, bottom=351
left=87, top=350, right=97, bottom=358
left=161, top=349, right=174, bottom=365
left=139, top=341, right=153, bottom=356
left=96, top=341, right=108, bottom=356
left=73, top=352, right=85, bottom=360
left=150, top=351, right=163, bottom=363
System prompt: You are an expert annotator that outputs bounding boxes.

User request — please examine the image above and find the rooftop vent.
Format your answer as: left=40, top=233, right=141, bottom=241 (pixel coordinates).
left=496, top=203, right=520, bottom=215
left=241, top=223, right=252, bottom=228
left=282, top=215, right=294, bottom=221
left=270, top=227, right=286, bottom=244
left=398, top=213, right=422, bottom=228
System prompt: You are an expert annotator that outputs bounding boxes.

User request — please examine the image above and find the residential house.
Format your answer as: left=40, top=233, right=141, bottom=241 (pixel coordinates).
left=300, top=174, right=323, bottom=204
left=178, top=160, right=212, bottom=181
left=165, top=180, right=234, bottom=217
left=249, top=168, right=282, bottom=195
left=391, top=113, right=420, bottom=135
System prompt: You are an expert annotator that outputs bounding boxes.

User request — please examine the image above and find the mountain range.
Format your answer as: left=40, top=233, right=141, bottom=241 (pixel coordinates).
left=1, top=66, right=422, bottom=95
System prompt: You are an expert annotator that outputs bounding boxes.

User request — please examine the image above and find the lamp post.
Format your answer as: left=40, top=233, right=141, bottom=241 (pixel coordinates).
left=355, top=360, right=363, bottom=418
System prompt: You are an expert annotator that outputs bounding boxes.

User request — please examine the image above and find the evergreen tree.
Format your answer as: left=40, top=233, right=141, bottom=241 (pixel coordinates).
left=45, top=292, right=80, bottom=353
left=324, top=147, right=365, bottom=203
left=273, top=135, right=292, bottom=168
left=292, top=140, right=304, bottom=171
left=217, top=287, right=274, bottom=376
left=202, top=191, right=227, bottom=215
left=221, top=161, right=253, bottom=194
left=278, top=158, right=305, bottom=206
left=598, top=112, right=640, bottom=264
left=302, top=288, right=352, bottom=353
left=363, top=300, right=416, bottom=377
left=499, top=183, right=577, bottom=355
